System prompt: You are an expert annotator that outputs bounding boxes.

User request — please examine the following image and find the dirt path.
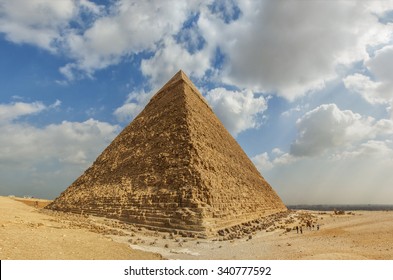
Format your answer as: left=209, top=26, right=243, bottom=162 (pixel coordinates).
left=0, top=196, right=162, bottom=260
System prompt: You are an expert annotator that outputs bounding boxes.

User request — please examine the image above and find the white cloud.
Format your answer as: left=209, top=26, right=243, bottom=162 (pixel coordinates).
left=0, top=0, right=100, bottom=52
left=290, top=104, right=375, bottom=157
left=0, top=100, right=63, bottom=123
left=0, top=101, right=46, bottom=122
left=61, top=0, right=198, bottom=79
left=41, top=118, right=118, bottom=164
left=272, top=148, right=284, bottom=156
left=337, top=140, right=393, bottom=161
left=343, top=74, right=384, bottom=104
left=252, top=152, right=273, bottom=171
left=255, top=139, right=393, bottom=204
left=113, top=90, right=154, bottom=123
left=252, top=150, right=296, bottom=173
left=281, top=104, right=309, bottom=117
left=264, top=149, right=393, bottom=204
left=255, top=104, right=393, bottom=171
left=141, top=37, right=211, bottom=90
left=0, top=100, right=119, bottom=198
left=79, top=0, right=102, bottom=15
left=199, top=0, right=393, bottom=100
left=59, top=63, right=77, bottom=81
left=205, top=87, right=267, bottom=136
left=375, top=118, right=393, bottom=134
left=344, top=45, right=393, bottom=105
left=272, top=152, right=296, bottom=166
left=366, top=45, right=393, bottom=82
left=0, top=117, right=119, bottom=166
left=49, top=99, right=62, bottom=109
left=2, top=0, right=393, bottom=98
left=113, top=103, right=144, bottom=123
left=0, top=1, right=211, bottom=84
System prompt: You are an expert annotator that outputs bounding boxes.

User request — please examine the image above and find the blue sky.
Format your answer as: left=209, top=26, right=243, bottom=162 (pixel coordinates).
left=1, top=0, right=393, bottom=204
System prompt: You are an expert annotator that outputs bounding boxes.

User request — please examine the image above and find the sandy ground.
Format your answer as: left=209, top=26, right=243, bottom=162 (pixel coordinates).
left=0, top=196, right=162, bottom=260
left=118, top=209, right=393, bottom=260
left=1, top=196, right=392, bottom=260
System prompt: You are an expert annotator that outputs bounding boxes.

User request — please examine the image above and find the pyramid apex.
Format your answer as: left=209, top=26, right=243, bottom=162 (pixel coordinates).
left=148, top=69, right=211, bottom=112
left=156, top=70, right=197, bottom=95
left=172, top=69, right=190, bottom=83
left=175, top=69, right=186, bottom=76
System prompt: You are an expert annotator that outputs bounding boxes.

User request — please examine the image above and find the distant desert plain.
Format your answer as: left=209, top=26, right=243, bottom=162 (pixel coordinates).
left=1, top=196, right=392, bottom=260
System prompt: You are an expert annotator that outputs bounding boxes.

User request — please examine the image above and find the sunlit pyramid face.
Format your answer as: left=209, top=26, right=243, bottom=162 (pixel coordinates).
left=47, top=70, right=286, bottom=237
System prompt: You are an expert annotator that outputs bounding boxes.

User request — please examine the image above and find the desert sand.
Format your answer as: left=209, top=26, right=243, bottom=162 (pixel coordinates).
left=1, top=196, right=392, bottom=260
left=0, top=196, right=162, bottom=260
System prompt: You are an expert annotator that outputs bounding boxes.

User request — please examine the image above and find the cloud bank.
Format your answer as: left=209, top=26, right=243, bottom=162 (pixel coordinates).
left=0, top=100, right=119, bottom=198
left=1, top=0, right=393, bottom=203
left=253, top=103, right=393, bottom=204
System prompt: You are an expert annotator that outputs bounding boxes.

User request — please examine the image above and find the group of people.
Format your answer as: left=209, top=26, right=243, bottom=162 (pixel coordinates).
left=295, top=222, right=319, bottom=234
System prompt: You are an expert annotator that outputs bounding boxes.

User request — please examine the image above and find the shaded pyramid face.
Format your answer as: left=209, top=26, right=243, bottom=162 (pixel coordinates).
left=47, top=70, right=287, bottom=236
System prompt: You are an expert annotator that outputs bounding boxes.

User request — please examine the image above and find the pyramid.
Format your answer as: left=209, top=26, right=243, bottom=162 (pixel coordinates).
left=47, top=70, right=287, bottom=236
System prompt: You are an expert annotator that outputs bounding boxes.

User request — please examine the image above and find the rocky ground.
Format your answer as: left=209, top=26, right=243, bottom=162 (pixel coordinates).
left=1, top=196, right=393, bottom=260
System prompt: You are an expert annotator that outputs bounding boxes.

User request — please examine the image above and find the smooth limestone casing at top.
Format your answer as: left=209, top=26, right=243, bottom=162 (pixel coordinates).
left=46, top=70, right=287, bottom=237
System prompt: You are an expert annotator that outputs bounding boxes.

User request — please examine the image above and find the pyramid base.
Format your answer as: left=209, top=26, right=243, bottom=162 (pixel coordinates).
left=47, top=204, right=287, bottom=239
